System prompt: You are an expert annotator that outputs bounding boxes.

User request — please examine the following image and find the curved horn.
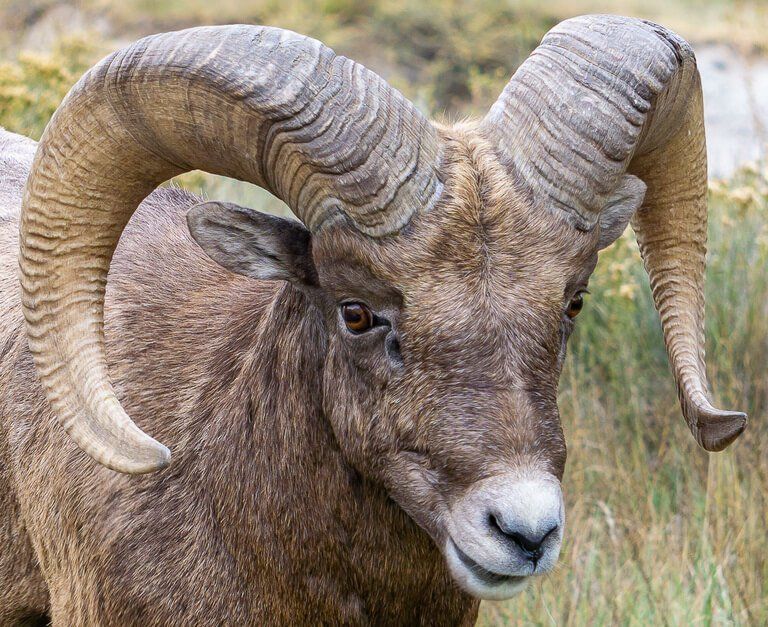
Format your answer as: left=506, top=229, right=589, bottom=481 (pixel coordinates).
left=481, top=15, right=746, bottom=451
left=20, top=25, right=442, bottom=474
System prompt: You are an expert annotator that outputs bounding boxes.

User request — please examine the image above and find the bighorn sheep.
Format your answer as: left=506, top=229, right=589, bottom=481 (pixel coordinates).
left=0, top=15, right=746, bottom=625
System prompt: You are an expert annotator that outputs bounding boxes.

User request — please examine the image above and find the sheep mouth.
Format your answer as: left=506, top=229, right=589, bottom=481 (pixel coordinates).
left=448, top=539, right=526, bottom=588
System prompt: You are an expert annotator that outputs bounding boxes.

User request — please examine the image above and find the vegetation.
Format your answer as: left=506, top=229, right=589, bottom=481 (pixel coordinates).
left=0, top=35, right=104, bottom=138
left=1, top=1, right=766, bottom=623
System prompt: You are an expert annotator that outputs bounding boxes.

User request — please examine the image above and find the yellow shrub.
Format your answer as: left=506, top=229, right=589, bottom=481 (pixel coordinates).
left=0, top=35, right=106, bottom=139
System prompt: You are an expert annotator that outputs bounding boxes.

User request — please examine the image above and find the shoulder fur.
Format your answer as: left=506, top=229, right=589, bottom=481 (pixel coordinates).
left=0, top=128, right=37, bottom=223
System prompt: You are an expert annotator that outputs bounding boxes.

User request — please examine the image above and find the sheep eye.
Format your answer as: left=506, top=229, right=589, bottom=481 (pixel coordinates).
left=341, top=302, right=374, bottom=333
left=566, top=292, right=586, bottom=319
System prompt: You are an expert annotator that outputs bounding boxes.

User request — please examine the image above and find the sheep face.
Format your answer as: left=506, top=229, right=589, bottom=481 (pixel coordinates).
left=187, top=126, right=605, bottom=598
left=307, top=127, right=602, bottom=598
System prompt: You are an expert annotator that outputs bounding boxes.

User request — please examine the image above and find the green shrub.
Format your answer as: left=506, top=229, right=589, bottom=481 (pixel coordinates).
left=372, top=0, right=556, bottom=114
left=0, top=34, right=104, bottom=139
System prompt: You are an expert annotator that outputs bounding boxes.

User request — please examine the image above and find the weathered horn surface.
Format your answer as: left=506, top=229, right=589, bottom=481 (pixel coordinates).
left=482, top=15, right=746, bottom=451
left=19, top=25, right=442, bottom=474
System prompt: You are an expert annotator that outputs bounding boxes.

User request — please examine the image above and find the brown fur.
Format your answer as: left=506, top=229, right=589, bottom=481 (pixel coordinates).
left=0, top=125, right=599, bottom=624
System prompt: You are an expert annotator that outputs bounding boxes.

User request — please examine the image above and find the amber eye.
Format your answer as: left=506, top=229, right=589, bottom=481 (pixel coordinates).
left=341, top=302, right=374, bottom=333
left=566, top=292, right=586, bottom=319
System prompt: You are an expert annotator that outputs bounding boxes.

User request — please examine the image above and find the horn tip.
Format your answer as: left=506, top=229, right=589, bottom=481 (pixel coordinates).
left=92, top=439, right=172, bottom=475
left=695, top=408, right=747, bottom=452
left=114, top=443, right=172, bottom=475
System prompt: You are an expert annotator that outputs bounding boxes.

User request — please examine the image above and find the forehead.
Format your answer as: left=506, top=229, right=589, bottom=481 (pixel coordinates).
left=315, top=125, right=596, bottom=307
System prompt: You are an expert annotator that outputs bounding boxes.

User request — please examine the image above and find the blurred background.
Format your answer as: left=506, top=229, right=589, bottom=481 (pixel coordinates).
left=1, top=1, right=766, bottom=624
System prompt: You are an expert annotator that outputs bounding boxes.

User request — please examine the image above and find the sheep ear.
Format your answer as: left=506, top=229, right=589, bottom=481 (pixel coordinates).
left=597, top=175, right=647, bottom=249
left=187, top=201, right=318, bottom=287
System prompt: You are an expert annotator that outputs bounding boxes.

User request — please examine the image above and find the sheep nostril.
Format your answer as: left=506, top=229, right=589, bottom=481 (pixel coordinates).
left=487, top=514, right=558, bottom=562
left=508, top=531, right=545, bottom=556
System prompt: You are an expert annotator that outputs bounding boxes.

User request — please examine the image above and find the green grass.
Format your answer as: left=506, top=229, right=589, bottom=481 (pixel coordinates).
left=1, top=2, right=767, bottom=624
